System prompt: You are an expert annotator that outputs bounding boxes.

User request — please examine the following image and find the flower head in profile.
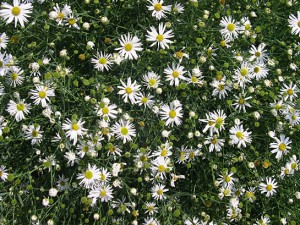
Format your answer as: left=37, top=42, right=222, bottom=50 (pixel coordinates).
left=0, top=0, right=33, bottom=27
left=115, top=33, right=143, bottom=60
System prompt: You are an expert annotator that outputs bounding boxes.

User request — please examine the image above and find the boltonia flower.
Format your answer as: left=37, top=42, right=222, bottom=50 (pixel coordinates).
left=0, top=32, right=8, bottom=50
left=30, top=85, right=55, bottom=108
left=6, top=99, right=31, bottom=122
left=146, top=23, right=174, bottom=50
left=142, top=71, right=161, bottom=89
left=259, top=177, right=278, bottom=197
left=0, top=0, right=33, bottom=27
left=219, top=16, right=241, bottom=41
left=117, top=77, right=141, bottom=104
left=147, top=0, right=171, bottom=20
left=164, top=63, right=187, bottom=86
left=88, top=185, right=114, bottom=204
left=5, top=66, right=24, bottom=87
left=77, top=164, right=100, bottom=189
left=269, top=134, right=292, bottom=160
left=0, top=165, right=8, bottom=181
left=115, top=33, right=143, bottom=60
left=280, top=82, right=298, bottom=102
left=229, top=124, right=252, bottom=148
left=62, top=118, right=87, bottom=145
left=50, top=3, right=72, bottom=25
left=91, top=52, right=112, bottom=72
left=112, top=119, right=136, bottom=144
left=151, top=183, right=168, bottom=200
left=249, top=44, right=268, bottom=63
left=160, top=100, right=183, bottom=127
left=24, top=124, right=43, bottom=145
left=96, top=102, right=118, bottom=121
left=288, top=11, right=300, bottom=36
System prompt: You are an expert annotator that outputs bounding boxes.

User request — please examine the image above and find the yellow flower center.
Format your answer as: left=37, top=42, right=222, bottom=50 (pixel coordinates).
left=100, top=190, right=107, bottom=197
left=156, top=34, right=164, bottom=42
left=102, top=107, right=109, bottom=114
left=253, top=67, right=260, bottom=74
left=99, top=57, right=107, bottom=65
left=157, top=189, right=163, bottom=195
left=245, top=24, right=251, bottom=30
left=57, top=12, right=65, bottom=20
left=169, top=110, right=177, bottom=118
left=68, top=18, right=76, bottom=25
left=279, top=143, right=286, bottom=151
left=266, top=184, right=273, bottom=191
left=11, top=6, right=21, bottom=16
left=176, top=52, right=183, bottom=59
left=154, top=3, right=162, bottom=11
left=227, top=23, right=235, bottom=31
left=140, top=155, right=147, bottom=162
left=215, top=117, right=223, bottom=128
left=224, top=175, right=231, bottom=183
left=218, top=84, right=225, bottom=90
left=220, top=40, right=226, bottom=47
left=39, top=91, right=46, bottom=99
left=191, top=76, right=198, bottom=83
left=72, top=123, right=79, bottom=131
left=238, top=98, right=245, bottom=105
left=11, top=73, right=18, bottom=80
left=240, top=68, right=248, bottom=76
left=224, top=189, right=230, bottom=196
left=287, top=89, right=294, bottom=95
left=124, top=43, right=133, bottom=51
left=298, top=20, right=300, bottom=27
left=84, top=171, right=93, bottom=179
left=100, top=174, right=106, bottom=181
left=82, top=146, right=89, bottom=152
left=16, top=103, right=25, bottom=111
left=141, top=97, right=148, bottom=104
left=211, top=138, right=217, bottom=145
left=149, top=78, right=157, bottom=87
left=172, top=70, right=180, bottom=78
left=246, top=191, right=254, bottom=198
left=291, top=163, right=297, bottom=169
left=109, top=146, right=116, bottom=153
left=0, top=171, right=2, bottom=177
left=236, top=131, right=244, bottom=139
left=120, top=127, right=129, bottom=136
left=161, top=149, right=167, bottom=156
left=158, top=165, right=165, bottom=172
left=0, top=61, right=3, bottom=67
left=32, top=130, right=39, bottom=137
left=255, top=51, right=261, bottom=57
left=125, top=87, right=133, bottom=94
left=0, top=38, right=2, bottom=43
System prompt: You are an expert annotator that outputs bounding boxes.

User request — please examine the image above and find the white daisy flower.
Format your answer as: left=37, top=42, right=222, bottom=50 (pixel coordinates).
left=0, top=52, right=12, bottom=76
left=146, top=23, right=174, bottom=50
left=251, top=62, right=269, bottom=80
left=0, top=165, right=8, bottom=181
left=77, top=164, right=100, bottom=189
left=147, top=0, right=171, bottom=20
left=211, top=77, right=232, bottom=99
left=204, top=135, right=225, bottom=152
left=0, top=32, right=8, bottom=50
left=111, top=119, right=136, bottom=144
left=64, top=151, right=79, bottom=166
left=172, top=2, right=185, bottom=14
left=137, top=93, right=155, bottom=109
left=98, top=167, right=111, bottom=184
left=5, top=66, right=24, bottom=87
left=24, top=124, right=43, bottom=145
left=269, top=134, right=292, bottom=160
left=65, top=14, right=80, bottom=29
left=259, top=177, right=278, bottom=197
left=151, top=183, right=168, bottom=200
left=88, top=185, right=114, bottom=204
left=239, top=17, right=251, bottom=34
left=219, top=16, right=241, bottom=41
left=218, top=172, right=237, bottom=188
left=143, top=217, right=160, bottom=225
left=151, top=157, right=172, bottom=180
left=117, top=77, right=141, bottom=104
left=145, top=202, right=158, bottom=215
left=288, top=11, right=300, bottom=36
left=249, top=43, right=268, bottom=63
left=76, top=141, right=96, bottom=158
left=229, top=124, right=252, bottom=148
left=164, top=63, right=187, bottom=86
left=0, top=0, right=33, bottom=27
left=115, top=33, right=143, bottom=60
left=200, top=109, right=227, bottom=135
left=62, top=118, right=87, bottom=145
left=91, top=52, right=112, bottom=72
left=30, top=84, right=55, bottom=108
left=160, top=101, right=183, bottom=127
left=6, top=99, right=31, bottom=122
left=56, top=174, right=69, bottom=191
left=255, top=215, right=271, bottom=225
left=51, top=3, right=72, bottom=25
left=142, top=71, right=161, bottom=89
left=280, top=82, right=298, bottom=102
left=96, top=102, right=118, bottom=121
left=233, top=61, right=253, bottom=89
left=232, top=93, right=252, bottom=113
